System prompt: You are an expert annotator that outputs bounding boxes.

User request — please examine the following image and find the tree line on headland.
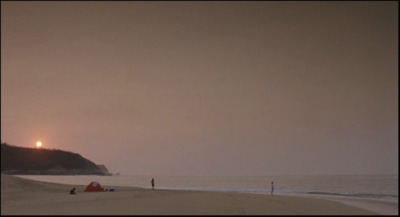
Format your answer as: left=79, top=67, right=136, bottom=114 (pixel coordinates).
left=1, top=142, right=111, bottom=175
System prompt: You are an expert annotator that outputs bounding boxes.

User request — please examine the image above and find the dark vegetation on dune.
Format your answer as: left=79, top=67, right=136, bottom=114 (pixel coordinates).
left=1, top=142, right=110, bottom=175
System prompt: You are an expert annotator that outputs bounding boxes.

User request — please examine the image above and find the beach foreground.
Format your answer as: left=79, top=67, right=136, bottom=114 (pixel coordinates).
left=1, top=174, right=396, bottom=215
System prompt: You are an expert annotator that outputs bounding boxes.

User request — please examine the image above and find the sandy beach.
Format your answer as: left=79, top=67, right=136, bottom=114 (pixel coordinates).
left=1, top=174, right=397, bottom=215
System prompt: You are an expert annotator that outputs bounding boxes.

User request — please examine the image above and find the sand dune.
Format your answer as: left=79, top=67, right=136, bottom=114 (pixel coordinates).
left=1, top=174, right=395, bottom=215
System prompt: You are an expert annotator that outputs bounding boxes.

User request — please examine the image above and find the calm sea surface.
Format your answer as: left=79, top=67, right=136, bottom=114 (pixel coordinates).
left=16, top=174, right=398, bottom=201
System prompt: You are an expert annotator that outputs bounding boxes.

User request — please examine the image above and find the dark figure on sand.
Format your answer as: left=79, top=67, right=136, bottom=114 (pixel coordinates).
left=271, top=182, right=274, bottom=196
left=151, top=178, right=155, bottom=190
left=70, top=187, right=76, bottom=195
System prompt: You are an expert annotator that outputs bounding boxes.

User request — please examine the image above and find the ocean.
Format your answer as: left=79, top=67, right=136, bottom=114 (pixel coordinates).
left=16, top=174, right=398, bottom=202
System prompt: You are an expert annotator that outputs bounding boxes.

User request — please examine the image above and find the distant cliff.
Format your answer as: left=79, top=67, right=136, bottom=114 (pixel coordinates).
left=96, top=164, right=111, bottom=176
left=1, top=143, right=110, bottom=175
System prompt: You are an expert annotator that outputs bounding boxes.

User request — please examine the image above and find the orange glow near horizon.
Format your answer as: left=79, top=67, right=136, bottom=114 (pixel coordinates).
left=36, top=141, right=42, bottom=148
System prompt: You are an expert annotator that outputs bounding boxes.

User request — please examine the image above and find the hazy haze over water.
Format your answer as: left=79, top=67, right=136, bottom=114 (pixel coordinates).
left=1, top=1, right=398, bottom=176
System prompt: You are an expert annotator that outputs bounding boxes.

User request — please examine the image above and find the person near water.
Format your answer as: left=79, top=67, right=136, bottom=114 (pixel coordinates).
left=151, top=178, right=155, bottom=190
left=271, top=182, right=274, bottom=196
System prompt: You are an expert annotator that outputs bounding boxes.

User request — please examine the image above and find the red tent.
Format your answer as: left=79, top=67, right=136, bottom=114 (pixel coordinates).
left=84, top=181, right=103, bottom=192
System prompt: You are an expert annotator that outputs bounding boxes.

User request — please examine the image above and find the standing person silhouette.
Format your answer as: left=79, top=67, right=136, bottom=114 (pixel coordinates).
left=271, top=182, right=274, bottom=196
left=151, top=178, right=155, bottom=190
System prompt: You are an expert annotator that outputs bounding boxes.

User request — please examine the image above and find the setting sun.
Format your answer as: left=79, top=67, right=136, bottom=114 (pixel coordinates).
left=36, top=141, right=42, bottom=148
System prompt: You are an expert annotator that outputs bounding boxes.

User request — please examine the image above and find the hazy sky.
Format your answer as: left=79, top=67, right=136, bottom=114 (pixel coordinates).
left=1, top=1, right=398, bottom=176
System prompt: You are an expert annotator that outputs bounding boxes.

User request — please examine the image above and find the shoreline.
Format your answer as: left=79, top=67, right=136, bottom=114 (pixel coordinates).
left=2, top=174, right=397, bottom=215
left=14, top=174, right=398, bottom=203
left=287, top=193, right=398, bottom=215
left=154, top=188, right=399, bottom=215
